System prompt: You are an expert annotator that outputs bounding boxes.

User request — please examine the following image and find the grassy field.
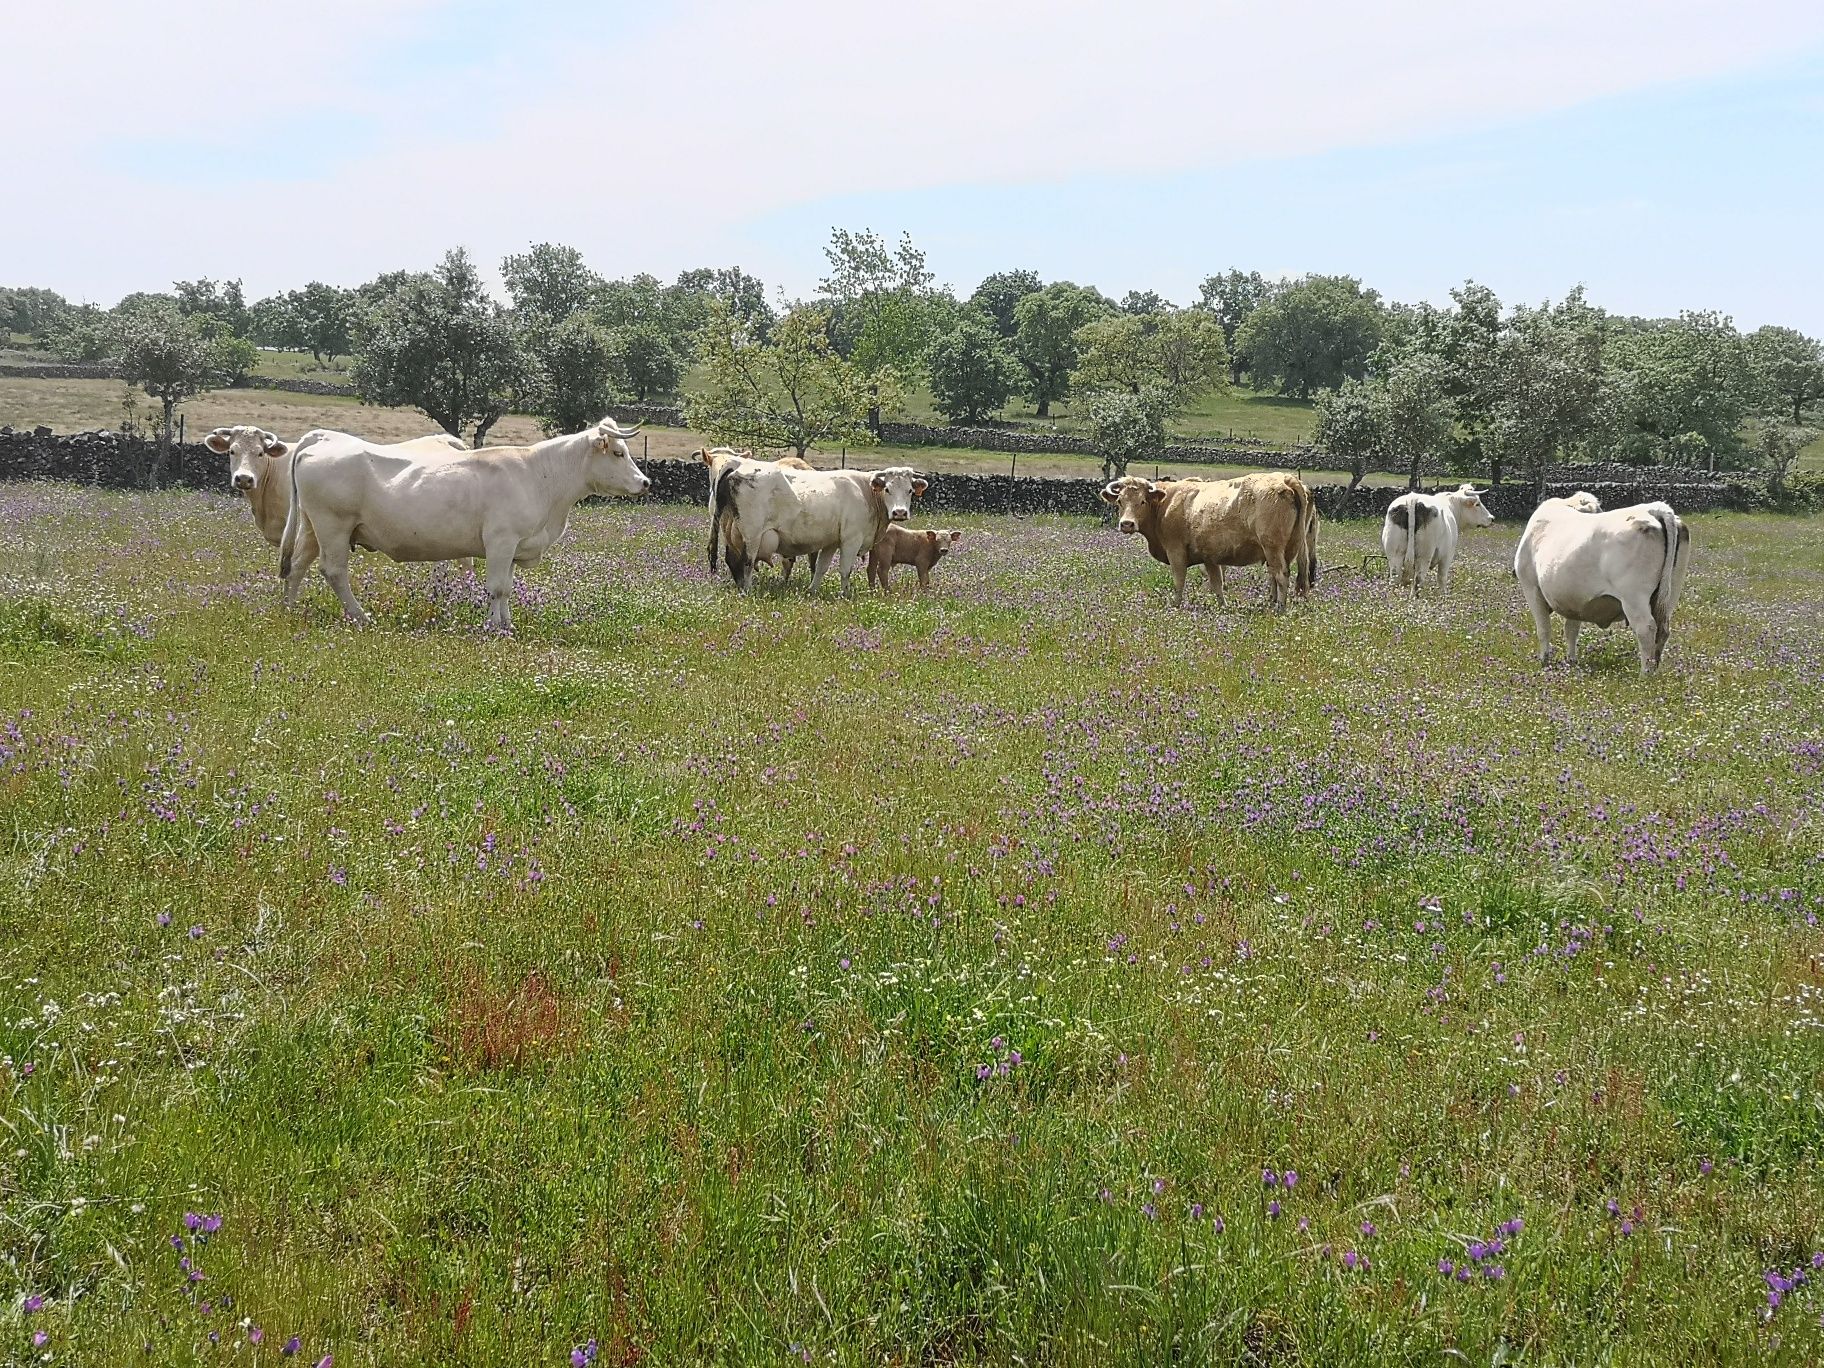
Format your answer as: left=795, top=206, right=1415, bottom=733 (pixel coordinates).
left=2, top=484, right=1822, bottom=1364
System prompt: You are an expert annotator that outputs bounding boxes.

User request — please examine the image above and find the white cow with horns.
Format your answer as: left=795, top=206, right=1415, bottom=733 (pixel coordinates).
left=1513, top=491, right=1692, bottom=673
left=279, top=417, right=648, bottom=629
left=1381, top=483, right=1495, bottom=595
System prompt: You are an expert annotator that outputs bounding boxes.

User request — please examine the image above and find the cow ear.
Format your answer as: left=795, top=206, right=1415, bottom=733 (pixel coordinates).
left=949, top=530, right=961, bottom=542
left=1146, top=486, right=1168, bottom=504
left=911, top=478, right=928, bottom=495
left=871, top=473, right=888, bottom=490
left=263, top=439, right=290, bottom=459
left=204, top=428, right=234, bottom=454
left=925, top=529, right=938, bottom=543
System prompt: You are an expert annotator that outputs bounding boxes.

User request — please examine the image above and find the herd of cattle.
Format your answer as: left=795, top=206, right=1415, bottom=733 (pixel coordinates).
left=199, top=415, right=1693, bottom=673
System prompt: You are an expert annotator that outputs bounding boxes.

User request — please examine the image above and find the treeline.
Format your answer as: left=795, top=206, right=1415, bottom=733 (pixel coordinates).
left=4, top=232, right=1820, bottom=490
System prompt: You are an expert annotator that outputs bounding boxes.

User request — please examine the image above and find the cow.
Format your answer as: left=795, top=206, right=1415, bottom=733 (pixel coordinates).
left=868, top=526, right=961, bottom=594
left=205, top=425, right=465, bottom=555
left=1381, top=483, right=1495, bottom=595
left=1513, top=491, right=1692, bottom=673
left=278, top=417, right=648, bottom=630
left=1100, top=472, right=1315, bottom=611
left=695, top=447, right=813, bottom=582
left=709, top=463, right=926, bottom=595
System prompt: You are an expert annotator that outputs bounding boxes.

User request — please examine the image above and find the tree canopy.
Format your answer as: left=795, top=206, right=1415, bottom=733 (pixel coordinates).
left=927, top=313, right=1023, bottom=423
left=1011, top=282, right=1112, bottom=418
left=685, top=303, right=882, bottom=458
left=1236, top=274, right=1384, bottom=399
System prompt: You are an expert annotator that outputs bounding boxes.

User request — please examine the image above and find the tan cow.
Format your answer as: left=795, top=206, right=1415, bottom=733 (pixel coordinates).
left=868, top=526, right=961, bottom=594
left=1101, top=472, right=1315, bottom=611
left=696, top=447, right=813, bottom=581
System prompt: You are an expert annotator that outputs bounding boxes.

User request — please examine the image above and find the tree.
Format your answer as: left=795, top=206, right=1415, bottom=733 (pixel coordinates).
left=1083, top=387, right=1168, bottom=487
left=1481, top=290, right=1611, bottom=489
left=685, top=302, right=881, bottom=458
left=0, top=286, right=69, bottom=339
left=968, top=269, right=1042, bottom=339
left=290, top=282, right=357, bottom=364
left=1073, top=310, right=1228, bottom=412
left=112, top=300, right=220, bottom=485
left=351, top=248, right=524, bottom=445
left=1377, top=348, right=1456, bottom=490
left=1609, top=311, right=1757, bottom=468
left=926, top=313, right=1022, bottom=423
left=174, top=278, right=249, bottom=338
left=1756, top=423, right=1818, bottom=496
left=819, top=228, right=937, bottom=375
left=1312, top=376, right=1382, bottom=489
left=212, top=334, right=259, bottom=385
left=502, top=243, right=603, bottom=323
left=1235, top=274, right=1384, bottom=399
left=608, top=319, right=685, bottom=401
left=1196, top=269, right=1272, bottom=384
left=1431, top=281, right=1504, bottom=476
left=49, top=305, right=114, bottom=362
left=1748, top=325, right=1824, bottom=425
left=248, top=294, right=306, bottom=351
left=520, top=313, right=619, bottom=435
left=1120, top=289, right=1170, bottom=316
left=669, top=266, right=775, bottom=340
left=1011, top=282, right=1113, bottom=418
left=594, top=272, right=672, bottom=330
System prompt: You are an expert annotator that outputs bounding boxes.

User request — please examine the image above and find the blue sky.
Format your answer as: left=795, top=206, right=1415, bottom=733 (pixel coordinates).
left=10, top=1, right=1824, bottom=331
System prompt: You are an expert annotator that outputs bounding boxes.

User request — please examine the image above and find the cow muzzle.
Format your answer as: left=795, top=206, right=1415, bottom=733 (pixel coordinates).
left=233, top=474, right=255, bottom=491
left=889, top=508, right=909, bottom=522
left=1118, top=518, right=1137, bottom=534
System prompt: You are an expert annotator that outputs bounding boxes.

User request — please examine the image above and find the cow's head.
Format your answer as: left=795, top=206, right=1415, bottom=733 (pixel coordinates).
left=1100, top=476, right=1166, bottom=535
left=869, top=467, right=928, bottom=522
left=926, top=529, right=962, bottom=561
left=1565, top=490, right=1603, bottom=513
left=1449, top=484, right=1496, bottom=529
left=588, top=417, right=651, bottom=497
left=204, top=425, right=288, bottom=492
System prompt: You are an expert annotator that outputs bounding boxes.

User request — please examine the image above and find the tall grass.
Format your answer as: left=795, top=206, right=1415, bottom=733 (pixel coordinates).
left=2, top=485, right=1821, bottom=1364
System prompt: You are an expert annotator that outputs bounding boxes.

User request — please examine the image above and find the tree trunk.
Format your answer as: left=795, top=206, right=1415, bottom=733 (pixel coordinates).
left=868, top=384, right=881, bottom=434
left=1409, top=449, right=1421, bottom=492
left=473, top=415, right=499, bottom=448
left=1797, top=395, right=1806, bottom=425
left=153, top=398, right=174, bottom=490
left=1349, top=454, right=1364, bottom=491
left=1489, top=454, right=1503, bottom=488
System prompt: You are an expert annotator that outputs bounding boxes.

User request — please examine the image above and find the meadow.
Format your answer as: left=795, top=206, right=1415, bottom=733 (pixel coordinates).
left=2, top=477, right=1822, bottom=1366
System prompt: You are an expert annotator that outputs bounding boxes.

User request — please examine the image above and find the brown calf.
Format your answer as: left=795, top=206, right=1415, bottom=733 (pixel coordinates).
left=868, top=526, right=961, bottom=594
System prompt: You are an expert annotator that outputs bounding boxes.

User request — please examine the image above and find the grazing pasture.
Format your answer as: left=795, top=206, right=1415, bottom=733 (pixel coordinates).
left=2, top=485, right=1822, bottom=1365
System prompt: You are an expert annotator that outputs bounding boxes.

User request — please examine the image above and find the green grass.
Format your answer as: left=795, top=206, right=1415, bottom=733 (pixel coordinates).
left=2, top=486, right=1822, bottom=1364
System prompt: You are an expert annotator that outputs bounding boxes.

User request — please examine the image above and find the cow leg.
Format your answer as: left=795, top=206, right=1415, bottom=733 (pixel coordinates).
left=314, top=525, right=371, bottom=626
left=1437, top=548, right=1453, bottom=594
left=1563, top=618, right=1582, bottom=665
left=1265, top=548, right=1291, bottom=613
left=1622, top=595, right=1660, bottom=673
left=1518, top=577, right=1554, bottom=665
left=484, top=541, right=518, bottom=631
left=779, top=556, right=795, bottom=586
left=283, top=517, right=321, bottom=609
left=1203, top=564, right=1222, bottom=601
left=916, top=566, right=930, bottom=593
left=836, top=542, right=861, bottom=597
left=1167, top=552, right=1190, bottom=608
left=806, top=550, right=830, bottom=594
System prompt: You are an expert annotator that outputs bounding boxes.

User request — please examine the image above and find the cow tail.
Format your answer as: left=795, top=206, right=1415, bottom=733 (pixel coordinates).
left=1650, top=504, right=1686, bottom=622
left=1295, top=484, right=1316, bottom=593
left=710, top=465, right=745, bottom=580
left=1402, top=497, right=1420, bottom=588
left=278, top=435, right=307, bottom=580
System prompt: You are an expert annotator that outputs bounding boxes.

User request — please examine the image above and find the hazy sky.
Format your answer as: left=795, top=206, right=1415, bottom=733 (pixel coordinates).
left=11, top=1, right=1824, bottom=329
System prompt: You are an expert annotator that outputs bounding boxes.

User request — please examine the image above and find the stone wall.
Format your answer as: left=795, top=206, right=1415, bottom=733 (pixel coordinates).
left=0, top=426, right=1772, bottom=522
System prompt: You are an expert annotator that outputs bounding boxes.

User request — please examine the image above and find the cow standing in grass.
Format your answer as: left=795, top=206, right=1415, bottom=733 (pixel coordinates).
left=279, top=417, right=647, bottom=629
left=709, top=462, right=926, bottom=595
left=1101, top=472, right=1315, bottom=611
left=696, top=447, right=813, bottom=582
left=1381, top=483, right=1495, bottom=596
left=868, top=526, right=962, bottom=594
left=1514, top=491, right=1692, bottom=673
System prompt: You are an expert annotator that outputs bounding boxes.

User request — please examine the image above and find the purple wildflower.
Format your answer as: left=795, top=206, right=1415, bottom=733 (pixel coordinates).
left=283, top=1337, right=301, bottom=1356
left=1284, top=1170, right=1298, bottom=1189
left=24, top=1295, right=45, bottom=1313
left=33, top=1331, right=48, bottom=1348
left=1267, top=1200, right=1281, bottom=1219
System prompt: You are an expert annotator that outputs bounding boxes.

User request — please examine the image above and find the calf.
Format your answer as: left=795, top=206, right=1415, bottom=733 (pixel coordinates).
left=868, top=527, right=961, bottom=594
left=1381, top=483, right=1495, bottom=595
left=1513, top=491, right=1692, bottom=673
left=1101, top=472, right=1315, bottom=611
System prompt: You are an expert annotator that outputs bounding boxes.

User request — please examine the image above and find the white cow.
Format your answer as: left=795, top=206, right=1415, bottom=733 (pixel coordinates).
left=279, top=417, right=648, bottom=629
left=1382, top=484, right=1494, bottom=595
left=204, top=425, right=465, bottom=553
left=1514, top=491, right=1692, bottom=673
left=709, top=463, right=926, bottom=595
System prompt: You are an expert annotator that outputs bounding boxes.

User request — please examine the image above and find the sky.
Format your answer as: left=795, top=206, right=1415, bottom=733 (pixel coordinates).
left=9, top=1, right=1824, bottom=330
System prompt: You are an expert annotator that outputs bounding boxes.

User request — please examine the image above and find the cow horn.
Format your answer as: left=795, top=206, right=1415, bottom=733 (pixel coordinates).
left=600, top=419, right=641, bottom=439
